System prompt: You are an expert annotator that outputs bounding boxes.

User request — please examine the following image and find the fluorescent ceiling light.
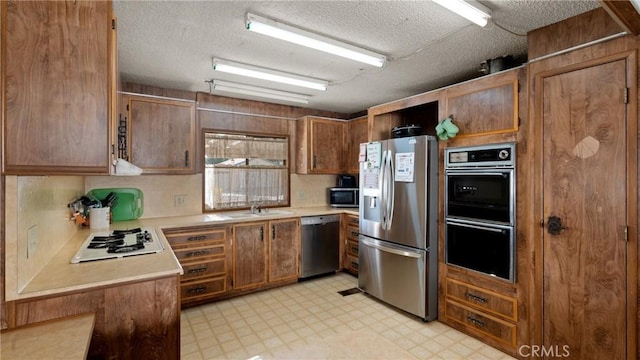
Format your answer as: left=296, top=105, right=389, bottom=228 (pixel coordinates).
left=212, top=58, right=328, bottom=91
left=433, top=0, right=492, bottom=27
left=245, top=12, right=386, bottom=68
left=211, top=80, right=311, bottom=104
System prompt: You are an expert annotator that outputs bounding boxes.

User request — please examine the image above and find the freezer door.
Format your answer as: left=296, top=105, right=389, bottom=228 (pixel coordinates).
left=358, top=236, right=435, bottom=321
left=359, top=141, right=387, bottom=240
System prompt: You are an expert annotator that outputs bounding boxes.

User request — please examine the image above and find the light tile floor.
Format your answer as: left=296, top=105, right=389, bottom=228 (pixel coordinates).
left=181, top=272, right=516, bottom=360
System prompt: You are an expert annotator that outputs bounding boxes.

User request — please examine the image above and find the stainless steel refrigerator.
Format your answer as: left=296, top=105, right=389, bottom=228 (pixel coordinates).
left=358, top=135, right=438, bottom=321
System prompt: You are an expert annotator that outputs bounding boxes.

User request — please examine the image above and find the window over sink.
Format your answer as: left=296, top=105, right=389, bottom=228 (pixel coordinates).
left=204, top=131, right=289, bottom=211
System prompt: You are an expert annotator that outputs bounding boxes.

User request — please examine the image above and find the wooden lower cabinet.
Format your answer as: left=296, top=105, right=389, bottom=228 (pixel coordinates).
left=445, top=300, right=516, bottom=347
left=441, top=276, right=518, bottom=355
left=9, top=276, right=180, bottom=360
left=233, top=219, right=300, bottom=289
left=343, top=214, right=359, bottom=275
left=232, top=222, right=268, bottom=289
left=165, top=219, right=300, bottom=306
left=268, top=219, right=300, bottom=282
left=163, top=225, right=232, bottom=306
left=341, top=214, right=360, bottom=276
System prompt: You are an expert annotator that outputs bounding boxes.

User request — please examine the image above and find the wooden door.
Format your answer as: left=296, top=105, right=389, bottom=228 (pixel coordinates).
left=347, top=117, right=368, bottom=174
left=445, top=70, right=519, bottom=137
left=232, top=223, right=267, bottom=289
left=268, top=219, right=299, bottom=282
left=542, top=59, right=627, bottom=359
left=128, top=96, right=196, bottom=174
left=3, top=0, right=112, bottom=174
left=309, top=118, right=345, bottom=173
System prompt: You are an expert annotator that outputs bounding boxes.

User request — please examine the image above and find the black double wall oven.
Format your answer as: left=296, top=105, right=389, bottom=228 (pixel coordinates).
left=444, top=143, right=516, bottom=282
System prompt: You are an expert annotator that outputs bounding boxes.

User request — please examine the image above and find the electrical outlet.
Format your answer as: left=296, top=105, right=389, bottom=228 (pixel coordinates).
left=27, top=225, right=38, bottom=259
left=174, top=194, right=187, bottom=207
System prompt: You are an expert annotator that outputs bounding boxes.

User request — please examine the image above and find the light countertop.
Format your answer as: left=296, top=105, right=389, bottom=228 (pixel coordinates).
left=12, top=206, right=358, bottom=301
left=0, top=313, right=95, bottom=360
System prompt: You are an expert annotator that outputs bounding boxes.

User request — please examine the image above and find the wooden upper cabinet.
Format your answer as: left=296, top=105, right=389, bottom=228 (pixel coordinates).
left=296, top=116, right=346, bottom=174
left=3, top=0, right=115, bottom=174
left=125, top=94, right=196, bottom=174
left=444, top=69, right=520, bottom=138
left=368, top=91, right=442, bottom=142
left=346, top=116, right=368, bottom=174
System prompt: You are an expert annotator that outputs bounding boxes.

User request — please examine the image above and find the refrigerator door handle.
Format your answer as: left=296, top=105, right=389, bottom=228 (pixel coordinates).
left=361, top=239, right=423, bottom=259
left=387, top=150, right=395, bottom=229
left=379, top=150, right=388, bottom=229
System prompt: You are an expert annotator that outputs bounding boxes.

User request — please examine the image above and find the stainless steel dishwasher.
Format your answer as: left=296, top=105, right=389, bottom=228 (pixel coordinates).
left=300, top=215, right=340, bottom=278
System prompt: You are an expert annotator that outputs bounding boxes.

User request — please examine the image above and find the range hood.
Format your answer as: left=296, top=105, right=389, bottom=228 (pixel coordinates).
left=112, top=158, right=143, bottom=176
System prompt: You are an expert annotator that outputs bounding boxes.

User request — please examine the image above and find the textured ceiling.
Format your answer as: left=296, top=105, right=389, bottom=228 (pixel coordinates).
left=114, top=0, right=602, bottom=114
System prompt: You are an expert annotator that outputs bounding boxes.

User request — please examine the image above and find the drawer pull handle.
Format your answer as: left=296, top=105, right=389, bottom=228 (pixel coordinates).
left=466, top=316, right=486, bottom=328
left=351, top=231, right=359, bottom=237
left=187, top=267, right=208, bottom=274
left=351, top=261, right=359, bottom=269
left=186, top=250, right=210, bottom=257
left=350, top=245, right=359, bottom=253
left=187, top=286, right=207, bottom=294
left=187, top=235, right=207, bottom=241
left=465, top=292, right=488, bottom=303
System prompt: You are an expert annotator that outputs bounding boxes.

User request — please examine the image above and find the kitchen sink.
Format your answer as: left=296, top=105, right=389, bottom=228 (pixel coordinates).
left=220, top=209, right=294, bottom=220
left=222, top=212, right=260, bottom=219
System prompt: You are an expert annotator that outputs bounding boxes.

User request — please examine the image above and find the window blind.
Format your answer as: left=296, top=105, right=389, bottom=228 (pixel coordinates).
left=204, top=133, right=289, bottom=210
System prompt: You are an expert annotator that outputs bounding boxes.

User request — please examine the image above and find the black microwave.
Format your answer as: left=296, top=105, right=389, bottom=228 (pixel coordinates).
left=329, top=188, right=359, bottom=208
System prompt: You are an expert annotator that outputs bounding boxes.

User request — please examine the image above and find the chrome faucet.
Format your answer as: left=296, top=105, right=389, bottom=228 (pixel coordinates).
left=250, top=202, right=262, bottom=214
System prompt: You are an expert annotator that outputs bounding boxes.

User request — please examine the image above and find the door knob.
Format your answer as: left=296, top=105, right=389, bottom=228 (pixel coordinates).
left=547, top=216, right=567, bottom=235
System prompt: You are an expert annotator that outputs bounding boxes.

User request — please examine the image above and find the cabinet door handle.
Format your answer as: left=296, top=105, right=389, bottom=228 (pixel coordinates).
left=187, top=266, right=208, bottom=274
left=185, top=150, right=190, bottom=167
left=272, top=225, right=276, bottom=239
left=187, top=235, right=206, bottom=241
left=186, top=250, right=210, bottom=257
left=313, top=155, right=317, bottom=169
left=187, top=286, right=207, bottom=294
left=465, top=292, right=488, bottom=303
left=260, top=226, right=264, bottom=241
left=466, top=316, right=486, bottom=328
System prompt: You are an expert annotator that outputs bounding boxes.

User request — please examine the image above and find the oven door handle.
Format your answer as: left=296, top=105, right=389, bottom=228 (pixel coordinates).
left=446, top=220, right=506, bottom=233
left=445, top=171, right=510, bottom=177
left=361, top=239, right=422, bottom=259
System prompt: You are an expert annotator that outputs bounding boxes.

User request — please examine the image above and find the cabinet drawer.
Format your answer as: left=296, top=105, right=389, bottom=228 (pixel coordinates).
left=347, top=215, right=358, bottom=225
left=181, top=259, right=225, bottom=281
left=445, top=300, right=516, bottom=347
left=181, top=277, right=226, bottom=300
left=347, top=255, right=359, bottom=273
left=446, top=278, right=517, bottom=321
left=173, top=243, right=225, bottom=263
left=165, top=228, right=227, bottom=246
left=347, top=225, right=359, bottom=241
left=347, top=240, right=359, bottom=257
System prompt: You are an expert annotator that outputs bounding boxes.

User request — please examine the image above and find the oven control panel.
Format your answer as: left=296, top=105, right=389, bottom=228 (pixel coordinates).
left=445, top=142, right=515, bottom=168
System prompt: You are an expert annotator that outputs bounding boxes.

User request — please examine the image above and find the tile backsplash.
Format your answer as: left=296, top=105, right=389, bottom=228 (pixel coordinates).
left=85, top=174, right=202, bottom=218
left=5, top=172, right=335, bottom=296
left=290, top=174, right=335, bottom=207
left=5, top=176, right=84, bottom=293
